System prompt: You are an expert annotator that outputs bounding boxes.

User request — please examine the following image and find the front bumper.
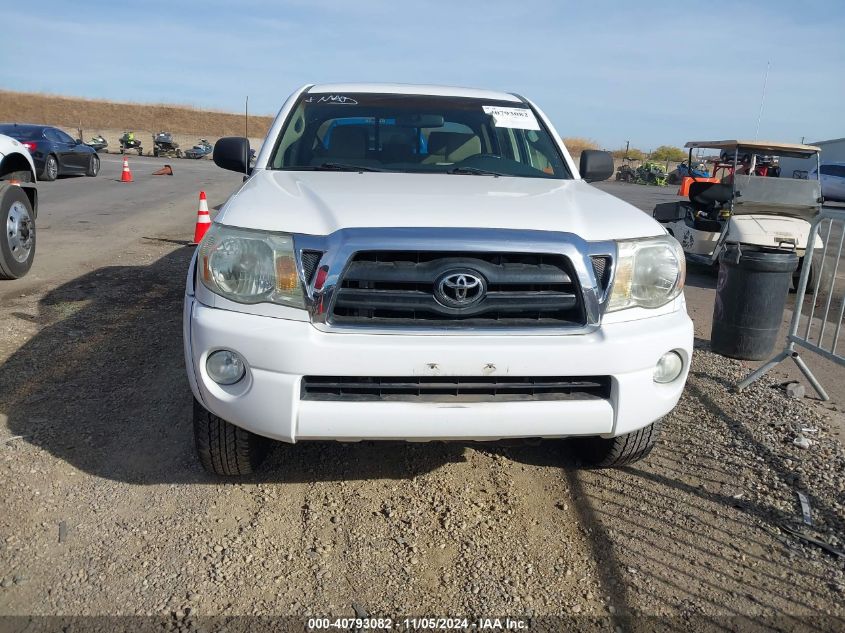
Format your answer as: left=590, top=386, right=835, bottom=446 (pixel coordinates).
left=184, top=296, right=693, bottom=443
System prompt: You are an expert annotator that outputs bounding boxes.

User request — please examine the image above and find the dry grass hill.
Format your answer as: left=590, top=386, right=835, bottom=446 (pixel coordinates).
left=0, top=91, right=274, bottom=156
left=0, top=90, right=274, bottom=137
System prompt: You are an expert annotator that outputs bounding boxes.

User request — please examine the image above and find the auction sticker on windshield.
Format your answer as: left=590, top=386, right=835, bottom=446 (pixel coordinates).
left=482, top=105, right=540, bottom=130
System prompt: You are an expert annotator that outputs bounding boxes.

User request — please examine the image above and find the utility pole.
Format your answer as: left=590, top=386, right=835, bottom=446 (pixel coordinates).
left=624, top=140, right=630, bottom=159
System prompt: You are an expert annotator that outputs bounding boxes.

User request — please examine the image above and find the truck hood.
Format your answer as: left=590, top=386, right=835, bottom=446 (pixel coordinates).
left=217, top=170, right=664, bottom=241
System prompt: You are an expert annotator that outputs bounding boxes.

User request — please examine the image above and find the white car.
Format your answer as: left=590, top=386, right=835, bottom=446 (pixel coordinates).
left=0, top=133, right=38, bottom=279
left=810, top=163, right=845, bottom=202
left=184, top=83, right=693, bottom=475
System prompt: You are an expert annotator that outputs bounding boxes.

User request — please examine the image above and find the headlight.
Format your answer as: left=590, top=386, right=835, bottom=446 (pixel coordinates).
left=607, top=235, right=685, bottom=311
left=199, top=224, right=305, bottom=308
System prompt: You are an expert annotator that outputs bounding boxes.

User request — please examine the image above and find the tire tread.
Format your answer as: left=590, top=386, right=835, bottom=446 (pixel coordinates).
left=576, top=420, right=662, bottom=468
left=193, top=399, right=268, bottom=476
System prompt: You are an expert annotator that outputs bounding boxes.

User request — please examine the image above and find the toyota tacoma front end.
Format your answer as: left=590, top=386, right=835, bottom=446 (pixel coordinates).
left=183, top=83, right=693, bottom=475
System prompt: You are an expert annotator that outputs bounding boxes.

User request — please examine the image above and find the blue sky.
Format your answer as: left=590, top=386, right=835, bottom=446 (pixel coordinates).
left=2, top=0, right=843, bottom=150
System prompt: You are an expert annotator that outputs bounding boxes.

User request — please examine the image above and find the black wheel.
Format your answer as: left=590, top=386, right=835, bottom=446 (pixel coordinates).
left=572, top=420, right=662, bottom=468
left=153, top=147, right=159, bottom=157
left=86, top=153, right=100, bottom=177
left=0, top=186, right=36, bottom=280
left=193, top=398, right=270, bottom=475
left=41, top=154, right=58, bottom=181
left=137, top=147, right=143, bottom=156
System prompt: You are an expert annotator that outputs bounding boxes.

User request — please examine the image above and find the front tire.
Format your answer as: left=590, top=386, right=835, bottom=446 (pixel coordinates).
left=86, top=154, right=100, bottom=177
left=573, top=420, right=662, bottom=468
left=41, top=154, right=58, bottom=181
left=0, top=187, right=36, bottom=280
left=193, top=398, right=270, bottom=475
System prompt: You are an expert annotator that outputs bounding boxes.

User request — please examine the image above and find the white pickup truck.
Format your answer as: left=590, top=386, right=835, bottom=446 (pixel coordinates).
left=184, top=84, right=693, bottom=476
left=0, top=133, right=38, bottom=279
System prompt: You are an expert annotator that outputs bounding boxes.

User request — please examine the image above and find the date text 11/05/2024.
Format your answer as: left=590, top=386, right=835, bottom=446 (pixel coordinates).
left=307, top=617, right=529, bottom=630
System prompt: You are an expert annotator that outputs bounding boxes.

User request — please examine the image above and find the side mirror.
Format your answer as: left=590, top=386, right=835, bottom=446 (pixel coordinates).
left=75, top=139, right=82, bottom=145
left=213, top=137, right=251, bottom=173
left=579, top=150, right=614, bottom=182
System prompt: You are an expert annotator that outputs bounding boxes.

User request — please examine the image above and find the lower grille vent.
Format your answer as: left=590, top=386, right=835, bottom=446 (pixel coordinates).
left=301, top=376, right=611, bottom=402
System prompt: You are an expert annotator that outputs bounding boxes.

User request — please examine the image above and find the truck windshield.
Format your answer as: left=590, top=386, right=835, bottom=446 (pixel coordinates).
left=268, top=93, right=571, bottom=179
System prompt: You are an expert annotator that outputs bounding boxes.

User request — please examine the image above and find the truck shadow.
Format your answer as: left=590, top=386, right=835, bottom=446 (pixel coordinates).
left=0, top=248, right=464, bottom=485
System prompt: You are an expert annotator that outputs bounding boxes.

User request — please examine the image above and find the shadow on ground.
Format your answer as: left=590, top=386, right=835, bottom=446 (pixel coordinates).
left=0, top=248, right=465, bottom=485
left=494, top=404, right=845, bottom=630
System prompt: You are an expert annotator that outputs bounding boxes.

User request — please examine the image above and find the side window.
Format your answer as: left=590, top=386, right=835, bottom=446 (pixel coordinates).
left=820, top=165, right=834, bottom=176
left=54, top=129, right=75, bottom=144
left=43, top=129, right=61, bottom=143
left=831, top=165, right=845, bottom=178
left=523, top=129, right=557, bottom=174
left=273, top=102, right=306, bottom=168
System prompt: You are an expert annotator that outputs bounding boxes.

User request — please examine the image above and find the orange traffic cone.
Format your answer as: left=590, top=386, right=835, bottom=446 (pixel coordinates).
left=152, top=164, right=173, bottom=176
left=193, top=191, right=211, bottom=243
left=120, top=156, right=133, bottom=183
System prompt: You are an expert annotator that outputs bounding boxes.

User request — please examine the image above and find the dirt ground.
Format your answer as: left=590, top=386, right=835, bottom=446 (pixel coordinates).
left=0, top=169, right=843, bottom=631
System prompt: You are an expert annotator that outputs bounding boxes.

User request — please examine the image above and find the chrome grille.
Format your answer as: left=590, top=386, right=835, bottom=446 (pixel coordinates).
left=330, top=251, right=585, bottom=327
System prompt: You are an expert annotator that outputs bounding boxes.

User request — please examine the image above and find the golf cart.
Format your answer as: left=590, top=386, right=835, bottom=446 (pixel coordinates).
left=653, top=140, right=824, bottom=287
left=615, top=156, right=639, bottom=183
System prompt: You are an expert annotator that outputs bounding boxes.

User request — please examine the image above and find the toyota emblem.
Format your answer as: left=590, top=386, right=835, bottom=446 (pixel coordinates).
left=434, top=270, right=486, bottom=308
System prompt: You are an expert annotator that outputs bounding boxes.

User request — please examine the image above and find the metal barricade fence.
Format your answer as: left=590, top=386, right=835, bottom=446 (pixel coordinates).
left=737, top=207, right=845, bottom=400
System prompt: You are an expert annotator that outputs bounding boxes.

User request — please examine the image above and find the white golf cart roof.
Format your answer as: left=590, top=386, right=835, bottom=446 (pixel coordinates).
left=684, top=140, right=820, bottom=158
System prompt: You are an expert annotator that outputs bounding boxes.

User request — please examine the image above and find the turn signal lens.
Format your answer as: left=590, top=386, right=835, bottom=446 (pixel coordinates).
left=275, top=254, right=298, bottom=292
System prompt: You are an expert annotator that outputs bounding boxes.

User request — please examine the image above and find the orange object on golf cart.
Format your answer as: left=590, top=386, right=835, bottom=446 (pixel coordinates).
left=675, top=141, right=723, bottom=195
left=677, top=175, right=719, bottom=196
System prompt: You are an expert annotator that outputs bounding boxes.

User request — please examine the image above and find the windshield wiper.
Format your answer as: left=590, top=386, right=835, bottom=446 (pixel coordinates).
left=447, top=166, right=504, bottom=177
left=312, top=162, right=383, bottom=172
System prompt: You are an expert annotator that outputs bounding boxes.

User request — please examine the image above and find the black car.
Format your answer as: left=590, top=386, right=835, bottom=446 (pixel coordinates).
left=0, top=123, right=100, bottom=181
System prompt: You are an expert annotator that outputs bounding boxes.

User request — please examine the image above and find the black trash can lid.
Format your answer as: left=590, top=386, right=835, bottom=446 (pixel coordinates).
left=719, top=244, right=799, bottom=273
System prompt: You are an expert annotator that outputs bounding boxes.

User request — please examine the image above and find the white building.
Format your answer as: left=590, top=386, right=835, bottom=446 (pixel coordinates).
left=779, top=137, right=845, bottom=178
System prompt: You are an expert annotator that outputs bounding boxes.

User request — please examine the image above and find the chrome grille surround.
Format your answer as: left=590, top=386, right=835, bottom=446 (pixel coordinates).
left=294, top=228, right=616, bottom=335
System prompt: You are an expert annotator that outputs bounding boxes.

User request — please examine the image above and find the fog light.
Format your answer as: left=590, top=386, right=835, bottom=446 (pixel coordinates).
left=654, top=351, right=684, bottom=384
left=206, top=350, right=246, bottom=385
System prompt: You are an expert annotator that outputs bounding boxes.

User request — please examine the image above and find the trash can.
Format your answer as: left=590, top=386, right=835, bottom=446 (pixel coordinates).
left=711, top=245, right=799, bottom=360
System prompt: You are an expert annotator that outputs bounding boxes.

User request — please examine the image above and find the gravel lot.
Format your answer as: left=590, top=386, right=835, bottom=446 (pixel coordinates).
left=0, top=170, right=843, bottom=630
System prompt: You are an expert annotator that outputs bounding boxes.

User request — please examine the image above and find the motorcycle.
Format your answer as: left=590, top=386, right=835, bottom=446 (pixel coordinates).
left=152, top=131, right=183, bottom=158
left=85, top=134, right=108, bottom=153
left=184, top=139, right=212, bottom=159
left=635, top=161, right=668, bottom=187
left=119, top=132, right=144, bottom=156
